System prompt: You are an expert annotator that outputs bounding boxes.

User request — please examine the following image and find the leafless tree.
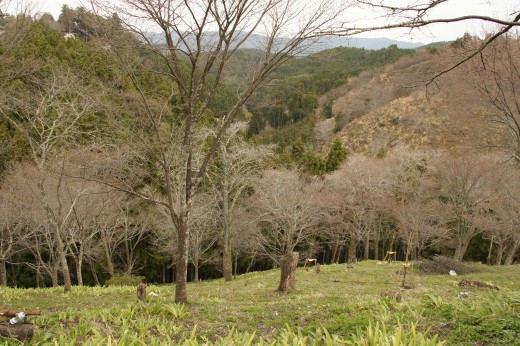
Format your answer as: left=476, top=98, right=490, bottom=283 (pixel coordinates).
left=0, top=66, right=98, bottom=292
left=188, top=193, right=219, bottom=282
left=253, top=169, right=322, bottom=292
left=462, top=32, right=520, bottom=161
left=436, top=153, right=504, bottom=261
left=0, top=173, right=34, bottom=286
left=82, top=0, right=349, bottom=302
left=325, top=154, right=388, bottom=263
left=1, top=162, right=90, bottom=288
left=473, top=168, right=520, bottom=265
left=207, top=122, right=272, bottom=281
left=383, top=149, right=447, bottom=260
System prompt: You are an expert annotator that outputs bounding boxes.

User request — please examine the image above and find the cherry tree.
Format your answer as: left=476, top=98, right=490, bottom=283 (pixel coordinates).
left=253, top=169, right=322, bottom=292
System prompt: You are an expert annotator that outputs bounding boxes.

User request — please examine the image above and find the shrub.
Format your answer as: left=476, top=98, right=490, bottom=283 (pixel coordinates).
left=105, top=274, right=145, bottom=287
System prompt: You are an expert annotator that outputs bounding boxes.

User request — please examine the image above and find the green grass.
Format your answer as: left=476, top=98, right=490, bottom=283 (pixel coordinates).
left=1, top=261, right=519, bottom=345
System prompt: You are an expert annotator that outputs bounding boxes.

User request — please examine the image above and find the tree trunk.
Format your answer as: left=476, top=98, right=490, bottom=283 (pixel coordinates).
left=334, top=245, right=342, bottom=263
left=221, top=185, right=233, bottom=281
left=0, top=259, right=7, bottom=286
left=496, top=242, right=505, bottom=265
left=374, top=232, right=380, bottom=261
left=364, top=234, right=370, bottom=260
left=486, top=239, right=494, bottom=265
left=234, top=254, right=238, bottom=279
left=347, top=241, right=357, bottom=264
left=223, top=247, right=232, bottom=282
left=331, top=243, right=339, bottom=264
left=58, top=247, right=72, bottom=292
left=504, top=240, right=519, bottom=265
left=453, top=237, right=470, bottom=261
left=277, top=252, right=299, bottom=292
left=88, top=259, right=100, bottom=286
left=193, top=257, right=199, bottom=282
left=103, top=242, right=115, bottom=278
left=76, top=249, right=83, bottom=286
left=124, top=239, right=132, bottom=274
left=51, top=261, right=59, bottom=287
left=175, top=218, right=189, bottom=303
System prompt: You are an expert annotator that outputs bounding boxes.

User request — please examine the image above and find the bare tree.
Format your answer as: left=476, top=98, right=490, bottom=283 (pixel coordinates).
left=82, top=0, right=348, bottom=302
left=436, top=153, right=504, bottom=261
left=253, top=169, right=322, bottom=292
left=207, top=122, right=272, bottom=281
left=187, top=193, right=219, bottom=282
left=1, top=162, right=89, bottom=288
left=462, top=32, right=520, bottom=161
left=325, top=154, right=387, bottom=263
left=0, top=174, right=34, bottom=286
left=0, top=66, right=98, bottom=292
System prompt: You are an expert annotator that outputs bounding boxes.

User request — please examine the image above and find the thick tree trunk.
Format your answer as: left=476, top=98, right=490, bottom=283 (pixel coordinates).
left=51, top=261, right=59, bottom=287
left=504, top=240, right=519, bottom=266
left=0, top=259, right=7, bottom=286
left=453, top=238, right=470, bottom=261
left=58, top=246, right=72, bottom=292
left=223, top=247, right=232, bottom=282
left=175, top=219, right=189, bottom=303
left=277, top=252, right=299, bottom=292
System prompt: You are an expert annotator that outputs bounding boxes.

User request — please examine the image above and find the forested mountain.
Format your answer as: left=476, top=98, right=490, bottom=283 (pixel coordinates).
left=0, top=5, right=519, bottom=293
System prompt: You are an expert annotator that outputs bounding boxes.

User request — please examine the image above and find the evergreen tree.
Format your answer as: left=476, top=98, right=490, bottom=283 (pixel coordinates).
left=326, top=138, right=347, bottom=172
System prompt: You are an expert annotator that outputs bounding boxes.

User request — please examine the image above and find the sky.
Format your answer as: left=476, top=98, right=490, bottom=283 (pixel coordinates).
left=30, top=0, right=520, bottom=44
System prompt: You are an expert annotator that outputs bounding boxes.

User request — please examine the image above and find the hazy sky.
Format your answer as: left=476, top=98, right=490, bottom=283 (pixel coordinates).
left=34, top=0, right=519, bottom=44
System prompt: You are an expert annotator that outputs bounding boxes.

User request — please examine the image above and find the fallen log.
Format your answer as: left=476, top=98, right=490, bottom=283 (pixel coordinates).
left=0, top=322, right=34, bottom=341
left=0, top=310, right=41, bottom=317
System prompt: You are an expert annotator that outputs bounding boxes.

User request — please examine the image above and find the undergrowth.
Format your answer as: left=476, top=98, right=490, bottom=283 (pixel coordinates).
left=1, top=261, right=518, bottom=345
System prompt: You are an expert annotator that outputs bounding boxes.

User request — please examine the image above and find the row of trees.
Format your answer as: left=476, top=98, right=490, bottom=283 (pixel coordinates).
left=1, top=1, right=519, bottom=300
left=1, top=146, right=519, bottom=289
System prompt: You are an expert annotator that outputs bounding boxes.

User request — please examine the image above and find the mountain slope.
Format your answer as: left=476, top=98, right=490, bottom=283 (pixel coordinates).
left=322, top=47, right=503, bottom=155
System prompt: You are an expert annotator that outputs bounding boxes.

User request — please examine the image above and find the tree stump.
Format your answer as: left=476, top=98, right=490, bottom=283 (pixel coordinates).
left=137, top=283, right=147, bottom=301
left=0, top=322, right=34, bottom=341
left=277, top=252, right=299, bottom=292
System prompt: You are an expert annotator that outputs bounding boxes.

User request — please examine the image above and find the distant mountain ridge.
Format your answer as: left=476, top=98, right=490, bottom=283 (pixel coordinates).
left=146, top=31, right=424, bottom=53
left=309, top=36, right=424, bottom=51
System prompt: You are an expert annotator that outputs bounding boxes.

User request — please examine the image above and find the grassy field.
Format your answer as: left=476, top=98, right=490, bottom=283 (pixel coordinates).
left=1, top=261, right=519, bottom=345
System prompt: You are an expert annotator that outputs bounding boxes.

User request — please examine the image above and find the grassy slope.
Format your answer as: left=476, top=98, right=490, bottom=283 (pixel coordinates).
left=1, top=261, right=519, bottom=345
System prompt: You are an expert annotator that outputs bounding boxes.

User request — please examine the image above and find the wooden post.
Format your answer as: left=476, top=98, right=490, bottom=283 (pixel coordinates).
left=137, top=283, right=146, bottom=301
